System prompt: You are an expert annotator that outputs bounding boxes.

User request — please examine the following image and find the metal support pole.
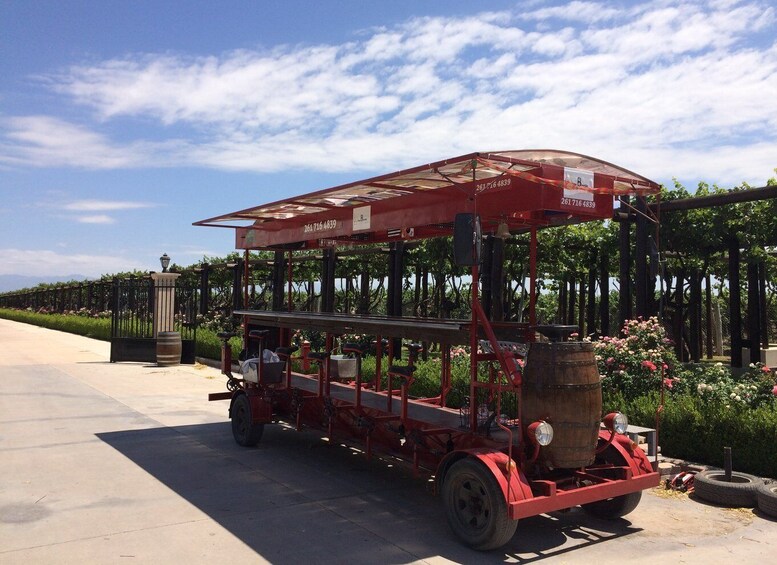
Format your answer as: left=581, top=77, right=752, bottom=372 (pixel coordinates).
left=321, top=248, right=336, bottom=313
left=387, top=241, right=404, bottom=357
left=232, top=258, right=243, bottom=313
left=689, top=270, right=701, bottom=362
left=729, top=239, right=742, bottom=368
left=481, top=236, right=494, bottom=320
left=705, top=273, right=713, bottom=359
left=747, top=261, right=761, bottom=364
left=491, top=236, right=505, bottom=322
left=618, top=196, right=632, bottom=326
left=759, top=260, right=769, bottom=348
left=199, top=263, right=210, bottom=316
left=529, top=227, right=537, bottom=327
left=635, top=197, right=648, bottom=318
left=600, top=251, right=610, bottom=336
left=587, top=265, right=596, bottom=336
left=272, top=250, right=285, bottom=311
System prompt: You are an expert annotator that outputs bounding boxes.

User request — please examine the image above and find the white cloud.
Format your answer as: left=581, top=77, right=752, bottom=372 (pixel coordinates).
left=0, top=116, right=188, bottom=169
left=521, top=1, right=622, bottom=23
left=0, top=248, right=143, bottom=277
left=0, top=0, right=775, bottom=186
left=75, top=214, right=114, bottom=224
left=64, top=200, right=154, bottom=212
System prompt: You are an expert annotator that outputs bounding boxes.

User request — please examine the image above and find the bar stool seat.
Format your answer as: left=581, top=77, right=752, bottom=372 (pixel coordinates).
left=342, top=342, right=369, bottom=356
left=388, top=364, right=417, bottom=379
left=308, top=351, right=330, bottom=362
left=275, top=345, right=299, bottom=357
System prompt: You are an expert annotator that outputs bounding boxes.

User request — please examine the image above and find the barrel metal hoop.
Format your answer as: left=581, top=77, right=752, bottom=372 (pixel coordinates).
left=541, top=382, right=602, bottom=391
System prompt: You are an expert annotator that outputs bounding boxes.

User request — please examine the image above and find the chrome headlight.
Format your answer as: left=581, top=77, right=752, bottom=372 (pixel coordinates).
left=529, top=420, right=554, bottom=446
left=604, top=412, right=629, bottom=434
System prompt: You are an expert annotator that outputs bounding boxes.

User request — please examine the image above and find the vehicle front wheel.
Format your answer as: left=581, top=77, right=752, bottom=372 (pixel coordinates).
left=231, top=394, right=264, bottom=447
left=582, top=491, right=642, bottom=519
left=442, top=458, right=518, bottom=550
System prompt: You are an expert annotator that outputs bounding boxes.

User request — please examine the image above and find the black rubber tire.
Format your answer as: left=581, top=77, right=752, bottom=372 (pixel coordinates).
left=693, top=470, right=763, bottom=507
left=442, top=458, right=518, bottom=551
left=231, top=394, right=264, bottom=447
left=756, top=482, right=777, bottom=518
left=582, top=491, right=642, bottom=519
left=580, top=441, right=645, bottom=519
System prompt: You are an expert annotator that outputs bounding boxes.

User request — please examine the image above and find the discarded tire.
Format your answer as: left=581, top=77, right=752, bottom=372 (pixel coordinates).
left=756, top=482, right=777, bottom=518
left=693, top=470, right=763, bottom=507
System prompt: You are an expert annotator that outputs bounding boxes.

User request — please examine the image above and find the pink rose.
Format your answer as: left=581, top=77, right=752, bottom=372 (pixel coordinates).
left=772, top=385, right=777, bottom=396
left=641, top=360, right=657, bottom=371
left=663, top=378, right=674, bottom=389
left=606, top=357, right=615, bottom=365
left=762, top=366, right=771, bottom=373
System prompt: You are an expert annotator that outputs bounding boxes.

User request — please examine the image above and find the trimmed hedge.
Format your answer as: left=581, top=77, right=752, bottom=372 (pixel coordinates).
left=0, top=308, right=112, bottom=340
left=0, top=308, right=244, bottom=363
left=606, top=391, right=777, bottom=479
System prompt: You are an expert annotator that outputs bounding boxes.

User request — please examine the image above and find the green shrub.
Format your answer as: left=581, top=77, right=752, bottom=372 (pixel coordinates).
left=196, top=327, right=241, bottom=361
left=605, top=390, right=777, bottom=479
left=409, top=354, right=470, bottom=407
left=0, top=308, right=112, bottom=340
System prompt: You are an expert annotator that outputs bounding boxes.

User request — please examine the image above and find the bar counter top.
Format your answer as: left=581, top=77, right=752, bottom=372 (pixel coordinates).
left=233, top=310, right=472, bottom=344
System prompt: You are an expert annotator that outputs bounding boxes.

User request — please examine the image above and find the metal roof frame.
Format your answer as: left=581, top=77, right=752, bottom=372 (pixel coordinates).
left=194, top=150, right=659, bottom=250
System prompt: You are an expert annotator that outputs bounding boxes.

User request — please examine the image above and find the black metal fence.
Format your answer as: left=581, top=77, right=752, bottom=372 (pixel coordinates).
left=0, top=280, right=113, bottom=314
left=109, top=277, right=198, bottom=363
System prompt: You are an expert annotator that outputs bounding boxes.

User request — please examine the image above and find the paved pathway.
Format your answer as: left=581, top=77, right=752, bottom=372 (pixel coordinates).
left=1, top=318, right=775, bottom=564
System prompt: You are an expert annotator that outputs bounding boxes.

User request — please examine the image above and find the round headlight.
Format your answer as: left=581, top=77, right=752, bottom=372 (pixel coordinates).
left=613, top=412, right=629, bottom=434
left=532, top=421, right=554, bottom=446
left=604, top=411, right=629, bottom=434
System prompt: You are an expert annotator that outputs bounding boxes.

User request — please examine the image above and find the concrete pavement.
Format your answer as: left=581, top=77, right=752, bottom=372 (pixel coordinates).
left=1, top=318, right=775, bottom=564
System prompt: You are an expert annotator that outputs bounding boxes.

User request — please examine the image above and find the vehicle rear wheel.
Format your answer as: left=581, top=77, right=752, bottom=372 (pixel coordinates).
left=582, top=491, right=642, bottom=519
left=231, top=394, right=264, bottom=447
left=442, top=458, right=518, bottom=550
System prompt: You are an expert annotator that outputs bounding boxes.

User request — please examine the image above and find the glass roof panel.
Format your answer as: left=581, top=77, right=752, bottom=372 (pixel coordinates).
left=194, top=150, right=659, bottom=229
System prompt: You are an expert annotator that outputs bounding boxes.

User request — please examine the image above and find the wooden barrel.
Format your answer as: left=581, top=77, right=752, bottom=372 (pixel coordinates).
left=156, top=331, right=182, bottom=366
left=521, top=341, right=602, bottom=469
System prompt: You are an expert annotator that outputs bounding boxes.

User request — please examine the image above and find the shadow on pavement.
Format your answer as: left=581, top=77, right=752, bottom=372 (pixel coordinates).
left=97, top=421, right=641, bottom=563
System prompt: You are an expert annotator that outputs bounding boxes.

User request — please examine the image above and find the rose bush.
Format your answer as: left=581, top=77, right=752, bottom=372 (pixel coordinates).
left=592, top=317, right=678, bottom=400
left=675, top=361, right=777, bottom=409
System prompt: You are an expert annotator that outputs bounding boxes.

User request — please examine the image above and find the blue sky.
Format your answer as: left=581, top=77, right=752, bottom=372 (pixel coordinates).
left=1, top=0, right=775, bottom=279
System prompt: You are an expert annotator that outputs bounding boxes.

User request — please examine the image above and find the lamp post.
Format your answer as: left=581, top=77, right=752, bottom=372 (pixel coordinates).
left=160, top=253, right=171, bottom=273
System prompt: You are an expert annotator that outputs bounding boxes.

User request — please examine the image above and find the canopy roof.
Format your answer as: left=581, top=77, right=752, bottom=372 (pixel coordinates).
left=195, top=150, right=659, bottom=250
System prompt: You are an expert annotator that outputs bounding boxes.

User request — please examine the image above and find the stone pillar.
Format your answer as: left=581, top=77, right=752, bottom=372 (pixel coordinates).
left=151, top=272, right=180, bottom=337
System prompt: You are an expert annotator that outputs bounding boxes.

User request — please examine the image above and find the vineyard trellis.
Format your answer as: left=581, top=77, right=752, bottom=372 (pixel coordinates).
left=1, top=182, right=775, bottom=366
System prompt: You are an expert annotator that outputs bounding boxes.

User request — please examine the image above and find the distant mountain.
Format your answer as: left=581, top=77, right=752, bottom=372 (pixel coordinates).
left=0, top=274, right=90, bottom=293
